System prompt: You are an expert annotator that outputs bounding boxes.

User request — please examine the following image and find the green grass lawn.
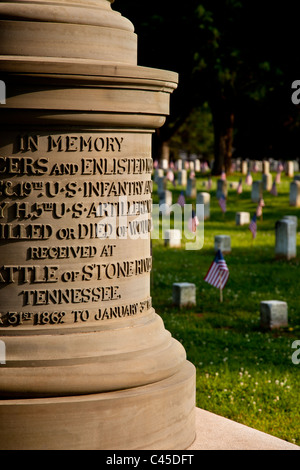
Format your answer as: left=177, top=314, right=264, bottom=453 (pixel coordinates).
left=151, top=170, right=300, bottom=446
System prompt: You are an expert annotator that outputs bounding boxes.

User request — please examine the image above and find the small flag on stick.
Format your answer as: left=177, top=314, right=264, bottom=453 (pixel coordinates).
left=270, top=181, right=278, bottom=196
left=166, top=169, right=174, bottom=182
left=237, top=178, right=243, bottom=194
left=245, top=172, right=253, bottom=186
left=221, top=170, right=226, bottom=180
left=204, top=249, right=229, bottom=302
left=188, top=209, right=199, bottom=233
left=256, top=198, right=265, bottom=219
left=275, top=170, right=281, bottom=184
left=277, top=162, right=284, bottom=172
left=249, top=213, right=257, bottom=239
left=177, top=191, right=185, bottom=207
left=218, top=193, right=226, bottom=213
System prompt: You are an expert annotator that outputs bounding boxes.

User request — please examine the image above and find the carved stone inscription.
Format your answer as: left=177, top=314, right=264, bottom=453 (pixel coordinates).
left=0, top=132, right=153, bottom=328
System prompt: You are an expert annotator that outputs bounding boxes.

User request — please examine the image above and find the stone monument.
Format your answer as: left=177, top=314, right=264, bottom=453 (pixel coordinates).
left=0, top=0, right=195, bottom=450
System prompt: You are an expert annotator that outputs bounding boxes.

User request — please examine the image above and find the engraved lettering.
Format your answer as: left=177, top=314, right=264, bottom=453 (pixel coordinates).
left=48, top=135, right=63, bottom=152
left=94, top=303, right=138, bottom=320
left=0, top=202, right=8, bottom=218
left=19, top=135, right=39, bottom=152
left=81, top=157, right=152, bottom=176
left=21, top=286, right=120, bottom=306
left=28, top=245, right=98, bottom=260
left=0, top=157, right=48, bottom=175
left=0, top=265, right=59, bottom=283
left=50, top=163, right=79, bottom=175
left=0, top=223, right=52, bottom=240
left=47, top=136, right=124, bottom=153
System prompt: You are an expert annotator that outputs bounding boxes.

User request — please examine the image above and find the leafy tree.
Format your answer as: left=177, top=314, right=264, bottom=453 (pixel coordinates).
left=114, top=0, right=300, bottom=173
left=168, top=102, right=214, bottom=161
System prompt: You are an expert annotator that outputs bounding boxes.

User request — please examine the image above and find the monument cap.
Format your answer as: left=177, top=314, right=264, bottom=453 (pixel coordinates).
left=0, top=0, right=136, bottom=65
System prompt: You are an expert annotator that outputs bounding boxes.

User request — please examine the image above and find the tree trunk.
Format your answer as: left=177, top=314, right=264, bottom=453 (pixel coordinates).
left=211, top=99, right=235, bottom=175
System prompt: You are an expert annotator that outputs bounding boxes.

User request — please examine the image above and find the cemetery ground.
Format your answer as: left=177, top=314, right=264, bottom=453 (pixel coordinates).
left=151, top=171, right=300, bottom=446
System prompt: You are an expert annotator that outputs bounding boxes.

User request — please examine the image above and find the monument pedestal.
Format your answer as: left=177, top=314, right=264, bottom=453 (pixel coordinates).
left=0, top=362, right=195, bottom=450
left=0, top=0, right=195, bottom=450
left=188, top=407, right=299, bottom=450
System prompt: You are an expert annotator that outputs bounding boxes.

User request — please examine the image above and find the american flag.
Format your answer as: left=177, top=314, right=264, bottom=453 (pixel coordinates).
left=249, top=213, right=257, bottom=238
left=256, top=204, right=262, bottom=217
left=237, top=178, right=243, bottom=194
left=256, top=198, right=265, bottom=217
left=218, top=194, right=226, bottom=213
left=177, top=191, right=185, bottom=207
left=188, top=209, right=199, bottom=232
left=221, top=170, right=226, bottom=180
left=270, top=181, right=278, bottom=196
left=166, top=170, right=174, bottom=182
left=202, top=162, right=209, bottom=173
left=275, top=170, right=281, bottom=184
left=245, top=172, right=253, bottom=186
left=277, top=162, right=284, bottom=172
left=204, top=249, right=229, bottom=289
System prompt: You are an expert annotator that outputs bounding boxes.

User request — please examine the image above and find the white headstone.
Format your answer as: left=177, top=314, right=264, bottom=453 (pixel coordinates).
left=270, top=159, right=277, bottom=172
left=262, top=161, right=270, bottom=174
left=241, top=161, right=248, bottom=175
left=154, top=168, right=164, bottom=183
left=251, top=181, right=263, bottom=203
left=216, top=179, right=227, bottom=198
left=262, top=173, right=272, bottom=191
left=164, top=229, right=181, bottom=248
left=177, top=159, right=183, bottom=170
left=275, top=218, right=297, bottom=260
left=195, top=159, right=201, bottom=172
left=283, top=215, right=298, bottom=229
left=186, top=177, right=197, bottom=198
left=289, top=181, right=300, bottom=207
left=251, top=161, right=259, bottom=172
left=159, top=190, right=172, bottom=214
left=285, top=161, right=294, bottom=177
left=177, top=169, right=187, bottom=186
left=260, top=301, right=288, bottom=329
left=161, top=158, right=169, bottom=170
left=157, top=176, right=166, bottom=194
left=214, top=235, right=231, bottom=254
left=235, top=212, right=250, bottom=226
left=172, top=282, right=196, bottom=308
left=196, top=192, right=210, bottom=220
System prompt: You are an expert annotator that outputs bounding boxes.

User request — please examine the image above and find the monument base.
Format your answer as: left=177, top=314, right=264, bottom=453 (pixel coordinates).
left=188, top=407, right=300, bottom=450
left=0, top=361, right=195, bottom=450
